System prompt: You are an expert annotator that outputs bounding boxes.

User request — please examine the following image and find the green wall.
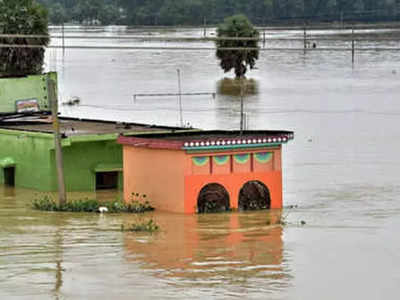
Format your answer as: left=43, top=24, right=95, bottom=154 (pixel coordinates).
left=62, top=139, right=123, bottom=191
left=0, top=129, right=55, bottom=190
left=0, top=72, right=56, bottom=114
left=0, top=129, right=123, bottom=192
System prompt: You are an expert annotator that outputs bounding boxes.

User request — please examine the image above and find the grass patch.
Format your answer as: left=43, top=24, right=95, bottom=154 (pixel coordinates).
left=32, top=195, right=154, bottom=213
left=121, top=217, right=160, bottom=233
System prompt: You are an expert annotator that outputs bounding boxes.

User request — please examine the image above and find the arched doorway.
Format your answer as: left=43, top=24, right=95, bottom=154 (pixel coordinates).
left=197, top=183, right=230, bottom=213
left=239, top=181, right=271, bottom=211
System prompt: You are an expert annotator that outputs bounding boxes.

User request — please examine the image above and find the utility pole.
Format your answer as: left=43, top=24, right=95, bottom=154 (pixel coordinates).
left=240, top=77, right=245, bottom=135
left=48, top=79, right=67, bottom=205
left=263, top=30, right=266, bottom=48
left=61, top=22, right=65, bottom=57
left=177, top=69, right=184, bottom=127
left=340, top=10, right=344, bottom=29
left=203, top=17, right=207, bottom=37
left=351, top=25, right=355, bottom=65
left=303, top=22, right=307, bottom=54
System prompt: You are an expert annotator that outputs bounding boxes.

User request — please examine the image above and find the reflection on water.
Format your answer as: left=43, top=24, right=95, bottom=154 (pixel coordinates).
left=124, top=211, right=288, bottom=289
left=217, top=78, right=259, bottom=96
left=0, top=186, right=291, bottom=299
left=3, top=185, right=15, bottom=198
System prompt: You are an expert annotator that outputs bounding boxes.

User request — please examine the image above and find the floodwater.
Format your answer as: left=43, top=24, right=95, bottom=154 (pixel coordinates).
left=2, top=26, right=400, bottom=299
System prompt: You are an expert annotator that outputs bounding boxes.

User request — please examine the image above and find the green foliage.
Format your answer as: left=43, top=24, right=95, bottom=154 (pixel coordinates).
left=37, top=0, right=400, bottom=26
left=32, top=195, right=154, bottom=213
left=98, top=4, right=121, bottom=25
left=0, top=0, right=49, bottom=78
left=49, top=3, right=67, bottom=25
left=121, top=217, right=160, bottom=232
left=216, top=15, right=259, bottom=78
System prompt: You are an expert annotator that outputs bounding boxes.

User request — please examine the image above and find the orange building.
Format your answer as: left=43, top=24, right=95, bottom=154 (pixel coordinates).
left=118, top=130, right=294, bottom=214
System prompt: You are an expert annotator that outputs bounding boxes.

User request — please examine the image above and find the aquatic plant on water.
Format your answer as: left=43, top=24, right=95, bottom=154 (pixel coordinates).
left=32, top=195, right=154, bottom=213
left=120, top=217, right=159, bottom=233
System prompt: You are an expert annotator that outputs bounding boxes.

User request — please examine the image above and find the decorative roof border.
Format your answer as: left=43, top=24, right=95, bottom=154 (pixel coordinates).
left=182, top=133, right=294, bottom=150
left=118, top=133, right=294, bottom=151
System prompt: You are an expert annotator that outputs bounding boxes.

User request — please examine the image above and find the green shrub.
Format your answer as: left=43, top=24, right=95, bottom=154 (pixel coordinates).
left=32, top=196, right=154, bottom=213
left=121, top=218, right=159, bottom=233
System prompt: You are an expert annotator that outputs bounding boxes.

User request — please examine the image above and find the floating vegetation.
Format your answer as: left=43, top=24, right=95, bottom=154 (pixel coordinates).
left=276, top=213, right=307, bottom=226
left=32, top=195, right=154, bottom=213
left=121, top=217, right=160, bottom=233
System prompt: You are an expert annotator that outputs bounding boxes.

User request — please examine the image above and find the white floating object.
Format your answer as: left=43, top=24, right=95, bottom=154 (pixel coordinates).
left=99, top=207, right=109, bottom=213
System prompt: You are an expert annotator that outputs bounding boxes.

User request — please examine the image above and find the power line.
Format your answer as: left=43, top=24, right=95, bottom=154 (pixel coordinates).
left=1, top=34, right=400, bottom=42
left=0, top=34, right=259, bottom=41
left=2, top=44, right=400, bottom=51
left=74, top=104, right=400, bottom=117
left=133, top=92, right=216, bottom=98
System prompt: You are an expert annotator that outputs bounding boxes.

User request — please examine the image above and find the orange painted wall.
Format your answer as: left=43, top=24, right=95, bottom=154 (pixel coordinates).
left=232, top=153, right=252, bottom=173
left=123, top=146, right=185, bottom=213
left=212, top=155, right=231, bottom=174
left=123, top=145, right=284, bottom=214
left=184, top=172, right=282, bottom=214
left=183, top=146, right=283, bottom=214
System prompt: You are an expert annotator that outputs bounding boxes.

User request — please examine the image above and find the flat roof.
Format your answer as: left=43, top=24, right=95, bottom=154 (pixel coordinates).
left=122, top=130, right=294, bottom=140
left=118, top=130, right=294, bottom=151
left=0, top=116, right=186, bottom=136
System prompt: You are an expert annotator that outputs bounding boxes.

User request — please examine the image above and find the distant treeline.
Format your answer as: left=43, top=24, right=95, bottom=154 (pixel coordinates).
left=37, top=0, right=400, bottom=26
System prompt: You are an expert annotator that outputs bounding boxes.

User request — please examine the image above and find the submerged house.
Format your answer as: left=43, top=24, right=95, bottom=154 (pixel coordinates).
left=0, top=72, right=189, bottom=191
left=0, top=73, right=295, bottom=210
left=118, top=130, right=294, bottom=214
left=0, top=117, right=186, bottom=191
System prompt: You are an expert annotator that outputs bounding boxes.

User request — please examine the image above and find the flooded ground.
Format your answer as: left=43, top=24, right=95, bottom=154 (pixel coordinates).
left=2, top=26, right=400, bottom=299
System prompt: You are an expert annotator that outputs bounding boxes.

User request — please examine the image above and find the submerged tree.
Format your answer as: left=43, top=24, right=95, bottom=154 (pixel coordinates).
left=0, top=0, right=49, bottom=78
left=215, top=15, right=259, bottom=78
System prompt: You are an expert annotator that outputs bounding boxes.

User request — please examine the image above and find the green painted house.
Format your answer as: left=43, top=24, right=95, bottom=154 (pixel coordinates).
left=0, top=117, right=183, bottom=191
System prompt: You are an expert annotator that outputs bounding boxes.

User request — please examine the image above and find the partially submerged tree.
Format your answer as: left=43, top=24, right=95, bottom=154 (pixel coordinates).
left=0, top=0, right=49, bottom=78
left=215, top=15, right=259, bottom=78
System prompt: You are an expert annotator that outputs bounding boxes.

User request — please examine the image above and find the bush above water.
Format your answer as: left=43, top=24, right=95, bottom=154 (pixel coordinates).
left=32, top=195, right=154, bottom=213
left=120, top=218, right=160, bottom=233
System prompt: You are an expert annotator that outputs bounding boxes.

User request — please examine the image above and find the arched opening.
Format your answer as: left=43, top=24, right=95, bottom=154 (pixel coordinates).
left=197, top=183, right=230, bottom=214
left=239, top=181, right=271, bottom=211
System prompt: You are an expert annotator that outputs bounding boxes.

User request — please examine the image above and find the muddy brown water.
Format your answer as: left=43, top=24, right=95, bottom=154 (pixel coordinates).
left=2, top=26, right=400, bottom=299
left=0, top=187, right=288, bottom=299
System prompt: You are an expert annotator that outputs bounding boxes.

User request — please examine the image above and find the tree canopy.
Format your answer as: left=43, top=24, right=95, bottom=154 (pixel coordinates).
left=0, top=0, right=49, bottom=78
left=216, top=15, right=259, bottom=78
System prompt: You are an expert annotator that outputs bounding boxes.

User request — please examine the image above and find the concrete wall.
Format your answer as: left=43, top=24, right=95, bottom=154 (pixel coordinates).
left=62, top=140, right=123, bottom=191
left=0, top=129, right=55, bottom=190
left=0, top=129, right=124, bottom=192
left=183, top=147, right=283, bottom=214
left=123, top=146, right=186, bottom=213
left=0, top=72, right=56, bottom=114
left=122, top=144, right=284, bottom=214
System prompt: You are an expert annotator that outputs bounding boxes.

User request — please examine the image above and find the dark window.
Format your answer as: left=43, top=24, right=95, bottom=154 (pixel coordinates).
left=96, top=172, right=118, bottom=190
left=4, top=167, right=15, bottom=187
